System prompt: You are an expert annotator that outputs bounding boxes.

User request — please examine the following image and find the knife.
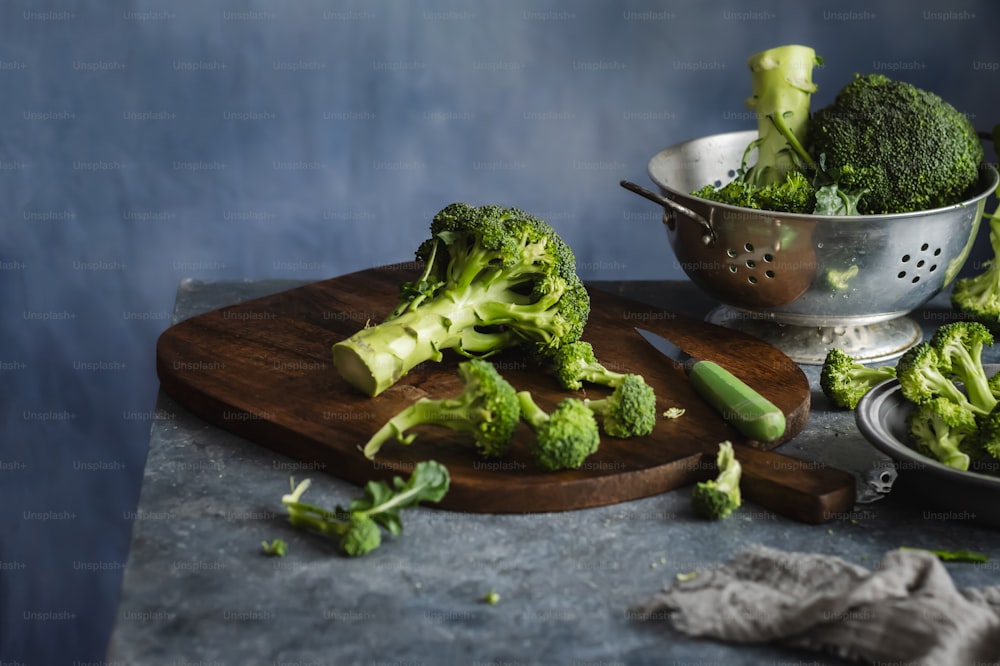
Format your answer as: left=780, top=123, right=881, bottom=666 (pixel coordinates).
left=635, top=327, right=786, bottom=443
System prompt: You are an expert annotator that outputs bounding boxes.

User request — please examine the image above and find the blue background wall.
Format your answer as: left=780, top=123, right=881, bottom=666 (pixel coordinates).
left=3, top=0, right=999, bottom=662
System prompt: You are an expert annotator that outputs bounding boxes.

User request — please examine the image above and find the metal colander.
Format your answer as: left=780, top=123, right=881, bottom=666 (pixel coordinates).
left=623, top=130, right=999, bottom=364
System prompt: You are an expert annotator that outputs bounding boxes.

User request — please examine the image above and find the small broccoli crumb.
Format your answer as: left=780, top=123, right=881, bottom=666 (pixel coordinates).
left=676, top=571, right=698, bottom=582
left=260, top=538, right=288, bottom=557
left=662, top=407, right=685, bottom=419
left=483, top=587, right=501, bottom=605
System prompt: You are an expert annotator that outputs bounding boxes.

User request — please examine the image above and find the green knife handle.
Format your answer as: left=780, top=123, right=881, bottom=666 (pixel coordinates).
left=687, top=360, right=786, bottom=443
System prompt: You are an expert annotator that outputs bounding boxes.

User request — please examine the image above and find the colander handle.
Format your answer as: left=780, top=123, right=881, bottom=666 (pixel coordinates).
left=620, top=180, right=716, bottom=245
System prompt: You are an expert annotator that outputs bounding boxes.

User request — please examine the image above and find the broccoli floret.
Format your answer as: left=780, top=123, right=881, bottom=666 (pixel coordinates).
left=362, top=359, right=520, bottom=460
left=951, top=197, right=1000, bottom=328
left=692, top=45, right=822, bottom=213
left=989, top=370, right=1000, bottom=400
left=692, top=170, right=816, bottom=214
left=896, top=342, right=988, bottom=416
left=820, top=347, right=897, bottom=409
left=808, top=73, right=983, bottom=214
left=517, top=391, right=600, bottom=471
left=971, top=402, right=1000, bottom=462
left=691, top=441, right=742, bottom=520
left=339, top=516, right=382, bottom=557
left=281, top=460, right=450, bottom=557
left=333, top=202, right=590, bottom=396
left=929, top=321, right=997, bottom=415
left=551, top=340, right=628, bottom=390
left=906, top=397, right=977, bottom=470
left=584, top=374, right=657, bottom=438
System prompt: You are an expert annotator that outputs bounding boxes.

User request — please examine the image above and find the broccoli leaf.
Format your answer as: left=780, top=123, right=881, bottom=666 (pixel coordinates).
left=281, top=460, right=450, bottom=556
left=344, top=460, right=451, bottom=536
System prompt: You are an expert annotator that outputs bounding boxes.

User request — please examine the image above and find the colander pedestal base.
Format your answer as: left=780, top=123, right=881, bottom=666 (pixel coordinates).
left=705, top=306, right=923, bottom=365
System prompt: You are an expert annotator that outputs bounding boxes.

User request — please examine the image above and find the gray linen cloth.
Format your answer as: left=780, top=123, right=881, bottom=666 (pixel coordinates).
left=633, top=544, right=1000, bottom=665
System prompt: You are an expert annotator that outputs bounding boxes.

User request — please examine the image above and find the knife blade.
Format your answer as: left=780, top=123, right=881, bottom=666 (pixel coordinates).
left=634, top=327, right=786, bottom=443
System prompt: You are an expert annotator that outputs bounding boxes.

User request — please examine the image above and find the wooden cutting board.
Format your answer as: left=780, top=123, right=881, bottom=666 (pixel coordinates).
left=156, top=267, right=855, bottom=523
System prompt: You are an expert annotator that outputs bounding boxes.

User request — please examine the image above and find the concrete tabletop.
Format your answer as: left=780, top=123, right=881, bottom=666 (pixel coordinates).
left=108, top=278, right=1000, bottom=665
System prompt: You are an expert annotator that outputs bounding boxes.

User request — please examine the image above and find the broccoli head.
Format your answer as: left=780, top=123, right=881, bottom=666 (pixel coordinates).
left=362, top=358, right=520, bottom=459
left=820, top=347, right=897, bottom=409
left=906, top=397, right=977, bottom=471
left=896, top=342, right=988, bottom=416
left=551, top=340, right=628, bottom=391
left=929, top=321, right=997, bottom=415
left=691, top=441, right=742, bottom=520
left=333, top=202, right=590, bottom=396
left=517, top=391, right=600, bottom=471
left=808, top=73, right=983, bottom=215
left=584, top=374, right=657, bottom=438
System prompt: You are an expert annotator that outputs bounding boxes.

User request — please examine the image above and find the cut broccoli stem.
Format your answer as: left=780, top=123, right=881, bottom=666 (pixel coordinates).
left=743, top=44, right=820, bottom=187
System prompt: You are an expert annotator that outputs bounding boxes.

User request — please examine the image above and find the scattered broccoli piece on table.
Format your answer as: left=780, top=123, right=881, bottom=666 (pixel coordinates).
left=662, top=407, right=686, bottom=419
left=260, top=538, right=288, bottom=557
left=691, top=441, right=742, bottom=520
left=551, top=340, right=628, bottom=390
left=332, top=202, right=590, bottom=397
left=906, top=397, right=977, bottom=471
left=362, top=358, right=521, bottom=460
left=808, top=73, right=984, bottom=215
left=483, top=587, right=501, bottom=605
left=820, top=347, right=897, bottom=409
left=584, top=374, right=657, bottom=438
left=517, top=390, right=600, bottom=471
left=280, top=460, right=450, bottom=557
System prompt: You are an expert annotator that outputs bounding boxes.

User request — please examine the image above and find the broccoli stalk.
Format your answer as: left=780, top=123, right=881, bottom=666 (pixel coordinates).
left=551, top=340, right=628, bottom=390
left=820, top=347, right=897, bottom=409
left=583, top=374, right=657, bottom=438
left=691, top=441, right=742, bottom=520
left=742, top=44, right=821, bottom=187
left=333, top=203, right=590, bottom=397
left=517, top=391, right=600, bottom=471
left=362, top=359, right=521, bottom=460
left=280, top=460, right=450, bottom=557
left=692, top=45, right=821, bottom=214
left=906, top=397, right=977, bottom=470
left=930, top=321, right=997, bottom=415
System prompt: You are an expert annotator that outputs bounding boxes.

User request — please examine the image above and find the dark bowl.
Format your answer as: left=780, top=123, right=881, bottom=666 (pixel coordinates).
left=855, top=377, right=1000, bottom=528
